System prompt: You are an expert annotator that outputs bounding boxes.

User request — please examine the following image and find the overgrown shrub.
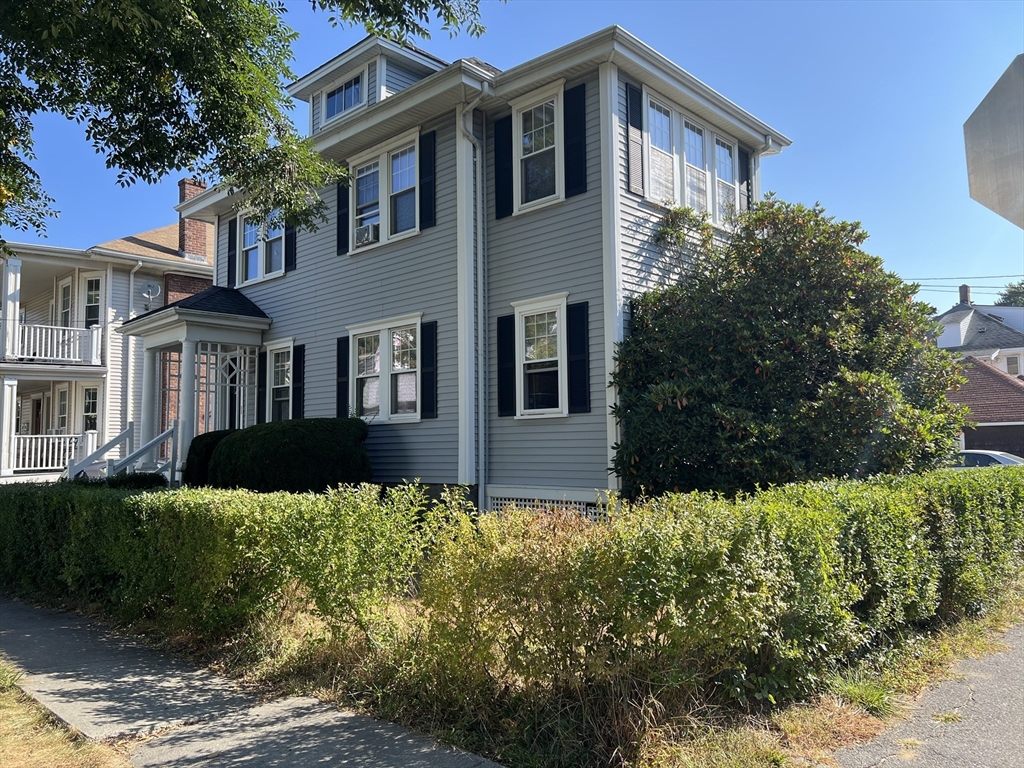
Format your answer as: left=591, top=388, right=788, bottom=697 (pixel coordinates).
left=207, top=418, right=371, bottom=493
left=182, top=429, right=236, bottom=487
left=2, top=468, right=1022, bottom=766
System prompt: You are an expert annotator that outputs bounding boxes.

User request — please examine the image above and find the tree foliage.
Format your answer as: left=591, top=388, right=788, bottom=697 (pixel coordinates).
left=0, top=0, right=484, bottom=248
left=994, top=279, right=1024, bottom=307
left=611, top=198, right=968, bottom=498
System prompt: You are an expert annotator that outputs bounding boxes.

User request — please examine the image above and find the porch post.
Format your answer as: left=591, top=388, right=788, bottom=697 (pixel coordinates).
left=179, top=339, right=197, bottom=466
left=140, top=346, right=158, bottom=452
left=2, top=258, right=22, bottom=360
left=0, top=376, right=19, bottom=476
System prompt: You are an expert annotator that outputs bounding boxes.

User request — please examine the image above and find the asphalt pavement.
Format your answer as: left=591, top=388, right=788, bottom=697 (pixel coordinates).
left=0, top=595, right=500, bottom=767
left=834, top=623, right=1024, bottom=768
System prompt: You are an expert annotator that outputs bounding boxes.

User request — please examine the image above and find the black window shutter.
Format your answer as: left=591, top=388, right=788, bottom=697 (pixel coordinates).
left=226, top=218, right=237, bottom=288
left=567, top=302, right=590, bottom=414
left=421, top=321, right=437, bottom=418
left=419, top=131, right=436, bottom=229
left=336, top=180, right=349, bottom=255
left=738, top=148, right=752, bottom=212
left=256, top=351, right=267, bottom=424
left=497, top=314, right=515, bottom=417
left=336, top=337, right=350, bottom=417
left=284, top=223, right=297, bottom=272
left=626, top=83, right=644, bottom=196
left=564, top=83, right=587, bottom=198
left=291, top=344, right=304, bottom=419
left=494, top=115, right=513, bottom=219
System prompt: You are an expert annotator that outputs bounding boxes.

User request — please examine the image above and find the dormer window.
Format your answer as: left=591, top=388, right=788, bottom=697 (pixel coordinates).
left=321, top=66, right=368, bottom=125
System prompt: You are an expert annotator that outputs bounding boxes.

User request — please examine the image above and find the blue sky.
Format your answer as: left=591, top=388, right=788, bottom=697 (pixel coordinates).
left=9, top=0, right=1024, bottom=310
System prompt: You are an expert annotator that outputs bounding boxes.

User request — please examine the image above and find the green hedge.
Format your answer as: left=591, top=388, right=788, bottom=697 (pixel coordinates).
left=208, top=418, right=371, bottom=493
left=182, top=429, right=235, bottom=487
left=1, top=468, right=1022, bottom=754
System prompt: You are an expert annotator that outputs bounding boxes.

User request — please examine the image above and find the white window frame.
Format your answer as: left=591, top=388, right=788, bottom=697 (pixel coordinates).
left=81, top=384, right=100, bottom=433
left=512, top=292, right=569, bottom=419
left=55, top=386, right=69, bottom=434
left=319, top=64, right=369, bottom=126
left=643, top=87, right=679, bottom=207
left=347, top=313, right=423, bottom=424
left=58, top=278, right=72, bottom=328
left=349, top=128, right=420, bottom=252
left=79, top=272, right=104, bottom=329
left=264, top=339, right=293, bottom=423
left=637, top=90, right=745, bottom=225
left=1007, top=355, right=1020, bottom=376
left=511, top=80, right=566, bottom=216
left=236, top=210, right=285, bottom=286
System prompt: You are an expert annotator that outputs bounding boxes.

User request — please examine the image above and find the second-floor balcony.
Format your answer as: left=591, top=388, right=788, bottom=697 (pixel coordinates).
left=5, top=323, right=104, bottom=366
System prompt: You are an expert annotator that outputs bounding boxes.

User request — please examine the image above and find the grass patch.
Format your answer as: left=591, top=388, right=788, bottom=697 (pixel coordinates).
left=0, top=660, right=128, bottom=768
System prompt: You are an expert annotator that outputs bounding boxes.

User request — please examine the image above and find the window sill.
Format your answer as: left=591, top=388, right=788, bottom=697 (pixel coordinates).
left=237, top=270, right=286, bottom=289
left=321, top=101, right=368, bottom=129
left=512, top=193, right=564, bottom=218
left=361, top=414, right=422, bottom=425
left=514, top=410, right=569, bottom=420
left=350, top=227, right=420, bottom=255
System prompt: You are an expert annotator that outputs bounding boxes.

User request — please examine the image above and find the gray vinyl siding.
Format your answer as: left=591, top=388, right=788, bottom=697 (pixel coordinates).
left=385, top=61, right=422, bottom=95
left=485, top=70, right=609, bottom=490
left=311, top=93, right=321, bottom=134
left=21, top=292, right=50, bottom=326
left=221, top=113, right=461, bottom=483
left=366, top=61, right=377, bottom=106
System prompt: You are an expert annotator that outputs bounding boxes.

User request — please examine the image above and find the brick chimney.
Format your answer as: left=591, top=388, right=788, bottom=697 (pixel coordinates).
left=959, top=284, right=972, bottom=305
left=178, top=178, right=207, bottom=260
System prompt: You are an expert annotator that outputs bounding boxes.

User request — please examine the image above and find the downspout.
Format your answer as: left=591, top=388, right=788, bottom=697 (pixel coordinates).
left=459, top=83, right=491, bottom=502
left=127, top=261, right=143, bottom=443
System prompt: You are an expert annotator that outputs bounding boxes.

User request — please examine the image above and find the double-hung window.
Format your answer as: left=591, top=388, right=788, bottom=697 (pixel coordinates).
left=647, top=97, right=676, bottom=204
left=1008, top=356, right=1020, bottom=376
left=349, top=314, right=422, bottom=422
left=238, top=211, right=284, bottom=284
left=513, top=293, right=568, bottom=418
left=350, top=130, right=419, bottom=249
left=84, top=277, right=102, bottom=328
left=322, top=68, right=365, bottom=123
left=511, top=81, right=564, bottom=214
left=683, top=120, right=708, bottom=212
left=265, top=342, right=292, bottom=422
left=83, top=386, right=98, bottom=432
left=640, top=88, right=746, bottom=224
left=56, top=388, right=68, bottom=434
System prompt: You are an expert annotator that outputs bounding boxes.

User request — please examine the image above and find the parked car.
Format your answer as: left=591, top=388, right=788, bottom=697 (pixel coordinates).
left=954, top=450, right=1024, bottom=468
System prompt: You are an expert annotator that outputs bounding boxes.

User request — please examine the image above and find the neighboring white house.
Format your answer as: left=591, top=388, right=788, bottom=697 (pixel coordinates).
left=0, top=180, right=213, bottom=481
left=121, top=27, right=791, bottom=509
left=934, top=285, right=1024, bottom=377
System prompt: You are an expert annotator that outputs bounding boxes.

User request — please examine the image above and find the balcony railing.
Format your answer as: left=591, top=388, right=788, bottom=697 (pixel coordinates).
left=13, top=324, right=102, bottom=364
left=14, top=434, right=81, bottom=472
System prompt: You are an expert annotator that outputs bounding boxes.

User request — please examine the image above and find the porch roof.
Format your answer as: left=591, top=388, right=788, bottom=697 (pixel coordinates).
left=119, top=286, right=271, bottom=348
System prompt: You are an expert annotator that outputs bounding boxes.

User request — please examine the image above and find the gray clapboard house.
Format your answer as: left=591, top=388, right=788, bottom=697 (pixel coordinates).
left=122, top=27, right=790, bottom=509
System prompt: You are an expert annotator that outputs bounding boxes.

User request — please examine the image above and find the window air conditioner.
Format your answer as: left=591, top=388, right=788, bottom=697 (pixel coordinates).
left=354, top=223, right=379, bottom=246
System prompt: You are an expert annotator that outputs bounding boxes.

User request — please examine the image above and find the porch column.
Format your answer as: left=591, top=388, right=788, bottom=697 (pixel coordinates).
left=140, top=346, right=158, bottom=451
left=0, top=376, right=18, bottom=476
left=179, top=339, right=197, bottom=465
left=2, top=258, right=22, bottom=360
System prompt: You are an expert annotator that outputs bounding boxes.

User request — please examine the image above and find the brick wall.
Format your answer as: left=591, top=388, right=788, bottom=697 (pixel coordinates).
left=178, top=178, right=210, bottom=260
left=165, top=273, right=212, bottom=305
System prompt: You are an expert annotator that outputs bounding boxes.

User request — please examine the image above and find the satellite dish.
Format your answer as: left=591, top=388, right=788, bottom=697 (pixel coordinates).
left=142, top=281, right=162, bottom=300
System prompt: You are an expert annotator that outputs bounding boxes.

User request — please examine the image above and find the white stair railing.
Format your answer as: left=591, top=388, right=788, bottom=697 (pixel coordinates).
left=108, top=420, right=177, bottom=483
left=65, top=422, right=134, bottom=479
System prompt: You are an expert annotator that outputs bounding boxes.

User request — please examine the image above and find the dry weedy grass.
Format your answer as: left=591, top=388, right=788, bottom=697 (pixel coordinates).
left=0, top=661, right=128, bottom=768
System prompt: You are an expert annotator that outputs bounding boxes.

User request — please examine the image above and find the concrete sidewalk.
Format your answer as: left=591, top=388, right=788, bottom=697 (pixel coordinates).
left=834, top=623, right=1024, bottom=768
left=0, top=596, right=500, bottom=767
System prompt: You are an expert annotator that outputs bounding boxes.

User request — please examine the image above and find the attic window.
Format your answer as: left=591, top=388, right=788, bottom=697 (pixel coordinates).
left=325, top=74, right=363, bottom=121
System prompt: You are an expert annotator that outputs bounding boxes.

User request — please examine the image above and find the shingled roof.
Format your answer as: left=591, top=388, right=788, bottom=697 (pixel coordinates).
left=948, top=356, right=1024, bottom=424
left=92, top=222, right=214, bottom=266
left=934, top=303, right=1024, bottom=352
left=122, top=285, right=269, bottom=328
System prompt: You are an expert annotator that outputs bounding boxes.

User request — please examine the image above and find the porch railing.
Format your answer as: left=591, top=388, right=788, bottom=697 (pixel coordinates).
left=14, top=434, right=81, bottom=472
left=15, top=324, right=102, bottom=364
